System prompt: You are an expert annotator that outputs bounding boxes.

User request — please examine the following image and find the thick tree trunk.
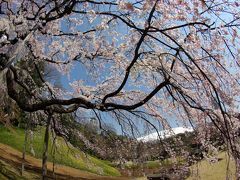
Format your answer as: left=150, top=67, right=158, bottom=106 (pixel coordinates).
left=42, top=113, right=52, bottom=180
left=230, top=144, right=240, bottom=180
left=235, top=158, right=240, bottom=180
left=0, top=69, right=7, bottom=84
left=21, top=126, right=27, bottom=175
left=52, top=134, right=56, bottom=180
left=21, top=113, right=31, bottom=176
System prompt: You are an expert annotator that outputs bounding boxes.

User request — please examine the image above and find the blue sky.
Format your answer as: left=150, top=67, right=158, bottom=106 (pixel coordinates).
left=55, top=5, right=190, bottom=136
left=55, top=2, right=240, bottom=136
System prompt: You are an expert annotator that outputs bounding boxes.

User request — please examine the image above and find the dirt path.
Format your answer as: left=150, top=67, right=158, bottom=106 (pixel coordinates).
left=0, top=143, right=132, bottom=180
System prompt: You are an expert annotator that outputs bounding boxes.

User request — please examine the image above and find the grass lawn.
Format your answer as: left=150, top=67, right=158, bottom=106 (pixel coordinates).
left=0, top=125, right=120, bottom=176
left=187, top=152, right=236, bottom=180
left=134, top=152, right=236, bottom=180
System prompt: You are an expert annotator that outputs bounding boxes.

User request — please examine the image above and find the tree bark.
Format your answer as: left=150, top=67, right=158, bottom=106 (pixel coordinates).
left=21, top=112, right=31, bottom=176
left=52, top=132, right=57, bottom=180
left=230, top=144, right=240, bottom=180
left=42, top=112, right=52, bottom=180
left=235, top=158, right=240, bottom=180
left=21, top=124, right=28, bottom=176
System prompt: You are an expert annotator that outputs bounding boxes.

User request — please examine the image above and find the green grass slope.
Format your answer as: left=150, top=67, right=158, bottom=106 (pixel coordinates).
left=0, top=125, right=120, bottom=176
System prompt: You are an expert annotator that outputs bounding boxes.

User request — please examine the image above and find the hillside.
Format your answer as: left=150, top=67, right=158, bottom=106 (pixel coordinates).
left=0, top=124, right=236, bottom=180
left=137, top=127, right=194, bottom=142
left=0, top=125, right=120, bottom=177
left=0, top=143, right=131, bottom=180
